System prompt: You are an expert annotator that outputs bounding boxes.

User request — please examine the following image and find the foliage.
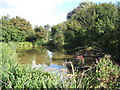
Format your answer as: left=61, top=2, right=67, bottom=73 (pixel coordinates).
left=1, top=15, right=34, bottom=42
left=1, top=43, right=120, bottom=89
left=0, top=15, right=50, bottom=46
left=0, top=43, right=75, bottom=88
left=51, top=2, right=120, bottom=62
left=51, top=24, right=65, bottom=46
left=0, top=42, right=18, bottom=67
left=0, top=1, right=120, bottom=89
left=1, top=65, right=63, bottom=88
left=0, top=43, right=61, bottom=88
left=33, top=25, right=49, bottom=45
left=10, top=16, right=32, bottom=31
left=0, top=42, right=18, bottom=88
left=67, top=1, right=95, bottom=19
left=85, top=55, right=120, bottom=89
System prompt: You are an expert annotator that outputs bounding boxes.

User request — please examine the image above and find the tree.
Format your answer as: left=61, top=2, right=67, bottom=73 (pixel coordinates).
left=10, top=16, right=33, bottom=31
left=51, top=25, right=65, bottom=46
left=51, top=1, right=120, bottom=62
left=34, top=25, right=48, bottom=45
left=1, top=15, right=34, bottom=42
left=67, top=1, right=95, bottom=19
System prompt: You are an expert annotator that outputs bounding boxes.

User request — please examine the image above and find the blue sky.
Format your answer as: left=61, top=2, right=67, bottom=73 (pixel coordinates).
left=0, top=0, right=118, bottom=27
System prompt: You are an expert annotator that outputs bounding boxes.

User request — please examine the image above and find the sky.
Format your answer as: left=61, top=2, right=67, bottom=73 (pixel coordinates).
left=0, top=0, right=119, bottom=27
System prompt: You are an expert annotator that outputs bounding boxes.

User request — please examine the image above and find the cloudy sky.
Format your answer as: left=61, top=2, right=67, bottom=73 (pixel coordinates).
left=0, top=0, right=118, bottom=27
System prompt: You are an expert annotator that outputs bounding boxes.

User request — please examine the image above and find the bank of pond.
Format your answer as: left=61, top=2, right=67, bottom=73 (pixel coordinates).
left=0, top=42, right=120, bottom=89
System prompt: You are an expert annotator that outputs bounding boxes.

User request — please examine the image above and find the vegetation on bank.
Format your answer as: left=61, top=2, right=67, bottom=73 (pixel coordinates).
left=0, top=1, right=120, bottom=89
left=0, top=43, right=120, bottom=89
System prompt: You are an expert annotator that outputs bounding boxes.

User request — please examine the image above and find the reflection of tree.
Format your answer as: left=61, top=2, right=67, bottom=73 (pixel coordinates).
left=52, top=52, right=73, bottom=60
left=19, top=47, right=49, bottom=65
left=37, top=47, right=47, bottom=54
left=19, top=47, right=73, bottom=66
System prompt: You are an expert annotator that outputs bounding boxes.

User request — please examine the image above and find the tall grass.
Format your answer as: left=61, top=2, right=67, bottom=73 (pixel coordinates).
left=0, top=42, right=18, bottom=88
left=0, top=42, right=120, bottom=89
left=0, top=42, right=18, bottom=68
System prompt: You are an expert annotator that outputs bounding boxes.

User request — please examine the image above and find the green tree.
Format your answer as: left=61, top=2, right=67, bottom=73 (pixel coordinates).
left=34, top=25, right=48, bottom=45
left=10, top=16, right=32, bottom=31
left=51, top=25, right=65, bottom=46
left=67, top=1, right=95, bottom=19
left=1, top=15, right=34, bottom=42
left=10, top=16, right=34, bottom=41
left=51, top=1, right=120, bottom=62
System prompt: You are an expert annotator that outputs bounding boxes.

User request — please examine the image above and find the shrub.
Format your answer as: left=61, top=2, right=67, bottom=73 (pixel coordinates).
left=84, top=55, right=120, bottom=89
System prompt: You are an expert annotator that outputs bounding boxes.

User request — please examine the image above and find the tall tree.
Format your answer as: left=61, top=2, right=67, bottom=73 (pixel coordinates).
left=34, top=25, right=48, bottom=45
left=1, top=15, right=34, bottom=42
left=67, top=1, right=95, bottom=19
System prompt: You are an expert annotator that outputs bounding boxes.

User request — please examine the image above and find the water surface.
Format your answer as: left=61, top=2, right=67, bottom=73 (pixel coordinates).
left=18, top=47, right=73, bottom=72
left=18, top=46, right=96, bottom=73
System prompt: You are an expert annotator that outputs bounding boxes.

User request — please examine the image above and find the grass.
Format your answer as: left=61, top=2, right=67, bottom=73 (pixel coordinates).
left=0, top=42, right=18, bottom=88
left=2, top=65, right=63, bottom=88
left=0, top=42, right=120, bottom=89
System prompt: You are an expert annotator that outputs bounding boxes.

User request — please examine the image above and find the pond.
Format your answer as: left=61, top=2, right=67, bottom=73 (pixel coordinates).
left=18, top=46, right=96, bottom=74
left=18, top=46, right=73, bottom=73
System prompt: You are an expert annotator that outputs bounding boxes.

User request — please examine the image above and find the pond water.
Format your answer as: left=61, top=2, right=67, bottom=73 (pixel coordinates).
left=18, top=46, right=96, bottom=74
left=18, top=47, right=73, bottom=73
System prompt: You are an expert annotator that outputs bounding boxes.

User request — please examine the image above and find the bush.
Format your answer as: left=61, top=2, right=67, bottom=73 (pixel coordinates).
left=84, top=55, right=120, bottom=89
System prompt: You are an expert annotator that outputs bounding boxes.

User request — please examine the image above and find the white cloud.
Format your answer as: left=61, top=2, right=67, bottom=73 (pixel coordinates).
left=0, top=0, right=66, bottom=27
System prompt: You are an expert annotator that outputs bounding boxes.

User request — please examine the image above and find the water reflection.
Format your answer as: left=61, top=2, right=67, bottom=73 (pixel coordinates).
left=47, top=50, right=53, bottom=60
left=19, top=47, right=72, bottom=72
left=31, top=56, right=64, bottom=72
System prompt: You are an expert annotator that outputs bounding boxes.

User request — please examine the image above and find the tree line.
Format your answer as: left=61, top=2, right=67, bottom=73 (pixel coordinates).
left=50, top=1, right=120, bottom=62
left=0, top=15, right=50, bottom=45
left=0, top=1, right=120, bottom=62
